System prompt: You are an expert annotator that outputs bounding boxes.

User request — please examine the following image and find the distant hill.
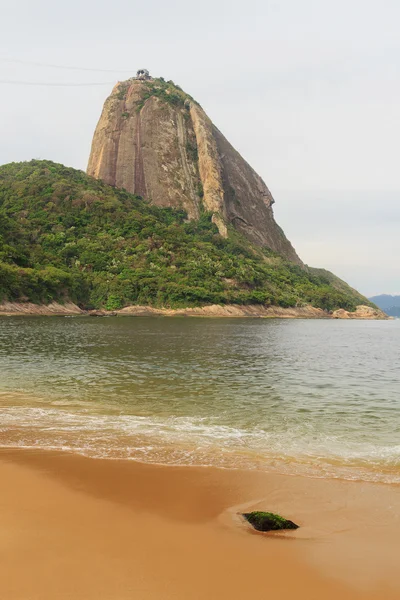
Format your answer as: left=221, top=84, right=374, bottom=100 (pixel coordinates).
left=369, top=295, right=400, bottom=317
left=0, top=160, right=372, bottom=312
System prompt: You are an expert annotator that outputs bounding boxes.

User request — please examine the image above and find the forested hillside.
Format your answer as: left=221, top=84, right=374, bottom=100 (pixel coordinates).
left=0, top=160, right=370, bottom=311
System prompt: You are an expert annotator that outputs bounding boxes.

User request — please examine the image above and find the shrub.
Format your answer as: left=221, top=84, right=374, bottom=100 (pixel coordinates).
left=0, top=160, right=369, bottom=311
left=106, top=295, right=123, bottom=310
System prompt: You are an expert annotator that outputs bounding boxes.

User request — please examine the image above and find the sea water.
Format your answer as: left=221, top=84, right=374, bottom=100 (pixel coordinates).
left=0, top=316, right=399, bottom=483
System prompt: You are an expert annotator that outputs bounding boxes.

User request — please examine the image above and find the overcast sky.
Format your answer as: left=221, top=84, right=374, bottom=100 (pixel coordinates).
left=1, top=0, right=399, bottom=295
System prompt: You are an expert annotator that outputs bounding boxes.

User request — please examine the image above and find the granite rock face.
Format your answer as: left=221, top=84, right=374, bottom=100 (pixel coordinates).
left=331, top=305, right=388, bottom=319
left=87, top=77, right=301, bottom=263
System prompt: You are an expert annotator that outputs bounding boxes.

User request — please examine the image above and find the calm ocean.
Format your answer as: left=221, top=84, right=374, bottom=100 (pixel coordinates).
left=0, top=316, right=399, bottom=483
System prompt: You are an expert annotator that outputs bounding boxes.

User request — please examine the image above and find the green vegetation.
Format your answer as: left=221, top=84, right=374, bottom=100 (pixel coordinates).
left=0, top=160, right=370, bottom=310
left=243, top=511, right=299, bottom=532
left=134, top=77, right=197, bottom=113
left=116, top=85, right=128, bottom=101
left=186, top=140, right=198, bottom=163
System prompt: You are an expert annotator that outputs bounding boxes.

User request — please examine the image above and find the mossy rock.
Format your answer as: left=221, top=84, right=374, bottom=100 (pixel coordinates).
left=243, top=511, right=299, bottom=532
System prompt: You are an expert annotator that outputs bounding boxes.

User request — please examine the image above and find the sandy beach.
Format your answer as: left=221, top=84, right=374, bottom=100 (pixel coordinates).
left=0, top=449, right=399, bottom=600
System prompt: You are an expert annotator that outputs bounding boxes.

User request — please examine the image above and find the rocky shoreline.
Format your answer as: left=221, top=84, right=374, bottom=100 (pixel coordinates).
left=0, top=302, right=388, bottom=319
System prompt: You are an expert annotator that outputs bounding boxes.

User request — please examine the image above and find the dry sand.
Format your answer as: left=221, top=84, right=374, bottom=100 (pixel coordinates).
left=0, top=449, right=399, bottom=599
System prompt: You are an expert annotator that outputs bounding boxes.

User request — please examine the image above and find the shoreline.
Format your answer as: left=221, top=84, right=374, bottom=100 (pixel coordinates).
left=1, top=448, right=399, bottom=599
left=1, top=437, right=398, bottom=485
left=0, top=301, right=388, bottom=319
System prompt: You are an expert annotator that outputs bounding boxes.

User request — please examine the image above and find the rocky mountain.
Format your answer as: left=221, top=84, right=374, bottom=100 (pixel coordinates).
left=369, top=295, right=400, bottom=317
left=0, top=72, right=383, bottom=316
left=87, top=73, right=300, bottom=264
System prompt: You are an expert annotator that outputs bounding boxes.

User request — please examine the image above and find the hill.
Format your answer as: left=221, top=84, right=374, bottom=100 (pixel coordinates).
left=370, top=295, right=400, bottom=317
left=87, top=74, right=300, bottom=263
left=0, top=160, right=371, bottom=312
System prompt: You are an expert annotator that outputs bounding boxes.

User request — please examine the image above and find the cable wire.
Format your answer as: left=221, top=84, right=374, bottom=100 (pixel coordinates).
left=0, top=80, right=115, bottom=86
left=0, top=57, right=134, bottom=73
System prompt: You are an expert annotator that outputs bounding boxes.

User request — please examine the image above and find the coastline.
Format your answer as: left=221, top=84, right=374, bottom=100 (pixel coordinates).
left=1, top=448, right=399, bottom=599
left=0, top=301, right=387, bottom=319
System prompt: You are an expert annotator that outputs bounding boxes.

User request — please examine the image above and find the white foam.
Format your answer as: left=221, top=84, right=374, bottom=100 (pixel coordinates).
left=1, top=405, right=399, bottom=483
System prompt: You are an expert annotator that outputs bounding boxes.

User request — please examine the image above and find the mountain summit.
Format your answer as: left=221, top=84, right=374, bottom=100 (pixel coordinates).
left=87, top=71, right=300, bottom=263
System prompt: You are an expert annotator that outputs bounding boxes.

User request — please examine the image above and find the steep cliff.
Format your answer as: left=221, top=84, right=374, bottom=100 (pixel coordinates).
left=87, top=76, right=300, bottom=263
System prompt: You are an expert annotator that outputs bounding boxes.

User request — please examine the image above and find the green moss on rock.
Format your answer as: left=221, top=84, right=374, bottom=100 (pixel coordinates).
left=243, top=511, right=299, bottom=532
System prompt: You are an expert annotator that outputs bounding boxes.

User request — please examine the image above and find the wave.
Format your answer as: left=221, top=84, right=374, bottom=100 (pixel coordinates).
left=1, top=405, right=399, bottom=484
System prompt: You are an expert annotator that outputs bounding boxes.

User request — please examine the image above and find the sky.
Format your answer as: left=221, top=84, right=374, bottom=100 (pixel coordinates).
left=0, top=0, right=399, bottom=296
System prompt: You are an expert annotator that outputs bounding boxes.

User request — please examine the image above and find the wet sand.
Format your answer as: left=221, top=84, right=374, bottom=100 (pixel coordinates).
left=0, top=449, right=399, bottom=599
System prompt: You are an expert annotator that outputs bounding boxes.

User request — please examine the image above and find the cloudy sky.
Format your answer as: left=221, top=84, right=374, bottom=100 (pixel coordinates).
left=1, top=0, right=399, bottom=295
